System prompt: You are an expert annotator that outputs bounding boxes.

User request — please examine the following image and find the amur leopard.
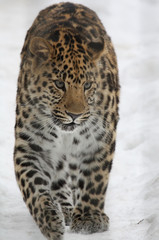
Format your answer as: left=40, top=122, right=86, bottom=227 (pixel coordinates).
left=14, top=2, right=120, bottom=240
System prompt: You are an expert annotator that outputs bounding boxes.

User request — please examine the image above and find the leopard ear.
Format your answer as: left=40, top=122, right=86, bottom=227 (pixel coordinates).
left=87, top=38, right=105, bottom=60
left=29, top=37, right=53, bottom=60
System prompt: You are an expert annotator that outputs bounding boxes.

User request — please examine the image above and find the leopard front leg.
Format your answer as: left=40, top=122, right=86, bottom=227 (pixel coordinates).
left=33, top=192, right=65, bottom=240
left=70, top=145, right=114, bottom=234
left=14, top=148, right=65, bottom=240
left=50, top=182, right=74, bottom=226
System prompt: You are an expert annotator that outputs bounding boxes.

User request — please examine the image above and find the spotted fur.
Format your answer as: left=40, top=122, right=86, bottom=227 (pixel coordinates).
left=14, top=2, right=120, bottom=240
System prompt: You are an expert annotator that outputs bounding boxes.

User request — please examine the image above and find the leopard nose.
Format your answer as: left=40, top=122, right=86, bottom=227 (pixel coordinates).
left=67, top=112, right=82, bottom=121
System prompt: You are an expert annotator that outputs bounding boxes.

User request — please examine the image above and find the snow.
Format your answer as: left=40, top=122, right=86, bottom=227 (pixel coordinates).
left=0, top=0, right=159, bottom=239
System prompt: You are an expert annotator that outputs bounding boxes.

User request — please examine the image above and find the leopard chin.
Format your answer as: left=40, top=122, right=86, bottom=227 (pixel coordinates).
left=56, top=120, right=86, bottom=132
left=61, top=122, right=78, bottom=131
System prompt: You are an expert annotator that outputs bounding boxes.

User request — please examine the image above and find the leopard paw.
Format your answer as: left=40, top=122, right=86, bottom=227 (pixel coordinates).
left=70, top=210, right=109, bottom=234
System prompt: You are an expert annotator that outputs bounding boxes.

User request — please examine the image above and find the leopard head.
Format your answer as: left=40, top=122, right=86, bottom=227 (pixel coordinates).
left=28, top=31, right=104, bottom=130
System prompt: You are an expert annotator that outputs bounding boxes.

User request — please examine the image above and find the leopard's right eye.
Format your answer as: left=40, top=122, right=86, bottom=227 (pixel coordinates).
left=54, top=80, right=65, bottom=91
left=84, top=81, right=93, bottom=91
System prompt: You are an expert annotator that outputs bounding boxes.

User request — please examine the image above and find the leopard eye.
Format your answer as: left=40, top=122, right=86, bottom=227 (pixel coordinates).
left=54, top=80, right=65, bottom=91
left=84, top=82, right=92, bottom=91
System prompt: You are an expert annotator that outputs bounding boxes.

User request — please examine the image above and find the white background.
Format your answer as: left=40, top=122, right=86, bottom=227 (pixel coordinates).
left=0, top=0, right=159, bottom=239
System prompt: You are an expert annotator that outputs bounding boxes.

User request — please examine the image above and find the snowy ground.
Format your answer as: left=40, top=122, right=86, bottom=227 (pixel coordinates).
left=0, top=0, right=159, bottom=239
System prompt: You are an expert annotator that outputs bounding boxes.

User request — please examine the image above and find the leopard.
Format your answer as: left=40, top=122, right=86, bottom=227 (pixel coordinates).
left=14, top=2, right=120, bottom=240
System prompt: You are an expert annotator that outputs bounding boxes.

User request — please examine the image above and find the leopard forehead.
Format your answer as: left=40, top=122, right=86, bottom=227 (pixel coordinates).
left=55, top=32, right=93, bottom=83
left=35, top=31, right=97, bottom=84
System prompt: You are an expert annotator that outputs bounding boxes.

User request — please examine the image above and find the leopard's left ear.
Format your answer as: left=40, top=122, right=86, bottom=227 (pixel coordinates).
left=87, top=38, right=105, bottom=60
left=29, top=37, right=53, bottom=60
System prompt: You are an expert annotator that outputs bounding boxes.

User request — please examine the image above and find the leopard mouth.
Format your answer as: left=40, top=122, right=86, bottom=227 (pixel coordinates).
left=51, top=112, right=89, bottom=131
left=52, top=115, right=78, bottom=131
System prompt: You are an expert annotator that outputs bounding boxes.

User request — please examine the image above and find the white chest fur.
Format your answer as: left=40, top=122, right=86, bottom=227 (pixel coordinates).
left=52, top=126, right=99, bottom=161
left=40, top=120, right=104, bottom=167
